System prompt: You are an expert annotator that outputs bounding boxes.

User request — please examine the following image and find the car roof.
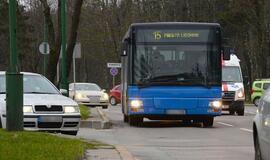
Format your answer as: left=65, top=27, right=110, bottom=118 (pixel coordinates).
left=0, top=71, right=41, bottom=76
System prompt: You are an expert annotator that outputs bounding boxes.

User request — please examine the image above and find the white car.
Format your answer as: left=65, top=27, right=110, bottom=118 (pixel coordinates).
left=253, top=87, right=270, bottom=160
left=69, top=83, right=109, bottom=109
left=0, top=72, right=80, bottom=135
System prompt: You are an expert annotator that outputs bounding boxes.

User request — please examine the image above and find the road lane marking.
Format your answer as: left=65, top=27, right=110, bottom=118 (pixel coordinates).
left=245, top=111, right=256, bottom=115
left=216, top=122, right=234, bottom=127
left=240, top=128, right=253, bottom=133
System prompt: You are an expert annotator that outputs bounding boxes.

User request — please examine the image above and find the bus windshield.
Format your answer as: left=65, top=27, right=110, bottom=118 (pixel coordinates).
left=222, top=66, right=242, bottom=82
left=133, top=44, right=219, bottom=86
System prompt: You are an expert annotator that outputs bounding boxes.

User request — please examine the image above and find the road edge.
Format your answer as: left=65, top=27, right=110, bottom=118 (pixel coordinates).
left=115, top=145, right=136, bottom=160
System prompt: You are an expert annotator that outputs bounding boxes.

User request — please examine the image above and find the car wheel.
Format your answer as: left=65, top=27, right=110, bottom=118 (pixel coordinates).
left=202, top=117, right=214, bottom=128
left=102, top=106, right=108, bottom=109
left=110, top=97, right=117, bottom=106
left=0, top=116, right=2, bottom=128
left=61, top=131, right=78, bottom=136
left=129, top=116, right=143, bottom=126
left=254, top=98, right=260, bottom=107
left=254, top=133, right=263, bottom=160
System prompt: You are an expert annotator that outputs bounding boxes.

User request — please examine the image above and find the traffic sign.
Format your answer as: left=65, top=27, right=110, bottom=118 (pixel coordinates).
left=39, top=42, right=50, bottom=54
left=110, top=67, right=118, bottom=76
left=107, top=63, right=121, bottom=68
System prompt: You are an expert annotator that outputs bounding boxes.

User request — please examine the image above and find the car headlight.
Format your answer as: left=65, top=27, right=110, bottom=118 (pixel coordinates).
left=237, top=89, right=244, bottom=98
left=209, top=100, right=222, bottom=109
left=102, top=93, right=109, bottom=100
left=264, top=117, right=270, bottom=127
left=23, top=105, right=33, bottom=113
left=64, top=106, right=80, bottom=113
left=75, top=93, right=86, bottom=99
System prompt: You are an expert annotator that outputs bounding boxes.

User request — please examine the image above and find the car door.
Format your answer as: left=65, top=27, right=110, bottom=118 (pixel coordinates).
left=259, top=88, right=270, bottom=159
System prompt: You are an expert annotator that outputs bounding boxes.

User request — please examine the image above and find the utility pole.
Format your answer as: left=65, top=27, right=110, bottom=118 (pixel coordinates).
left=60, top=0, right=69, bottom=96
left=6, top=0, right=24, bottom=131
left=43, top=17, right=48, bottom=76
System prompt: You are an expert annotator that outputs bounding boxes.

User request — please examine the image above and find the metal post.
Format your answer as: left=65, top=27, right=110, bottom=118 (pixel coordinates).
left=6, top=0, right=24, bottom=131
left=43, top=16, right=48, bottom=76
left=73, top=57, right=76, bottom=100
left=60, top=0, right=68, bottom=96
left=113, top=76, right=115, bottom=88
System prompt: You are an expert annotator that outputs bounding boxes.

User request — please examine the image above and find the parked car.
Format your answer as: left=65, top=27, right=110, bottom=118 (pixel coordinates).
left=69, top=83, right=109, bottom=109
left=253, top=87, right=270, bottom=160
left=0, top=72, right=80, bottom=135
left=109, top=85, right=121, bottom=105
left=251, top=79, right=270, bottom=106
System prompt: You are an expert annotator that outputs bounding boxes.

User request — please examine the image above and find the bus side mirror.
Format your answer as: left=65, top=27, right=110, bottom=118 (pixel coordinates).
left=222, top=47, right=232, bottom=60
left=121, top=39, right=129, bottom=56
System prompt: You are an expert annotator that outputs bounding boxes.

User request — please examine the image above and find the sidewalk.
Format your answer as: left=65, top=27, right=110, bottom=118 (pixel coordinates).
left=79, top=107, right=136, bottom=160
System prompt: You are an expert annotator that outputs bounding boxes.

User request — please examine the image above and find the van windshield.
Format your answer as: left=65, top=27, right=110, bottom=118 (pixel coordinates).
left=222, top=66, right=242, bottom=82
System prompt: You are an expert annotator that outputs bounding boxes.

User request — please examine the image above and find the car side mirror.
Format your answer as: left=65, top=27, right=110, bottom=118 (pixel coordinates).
left=60, top=89, right=68, bottom=95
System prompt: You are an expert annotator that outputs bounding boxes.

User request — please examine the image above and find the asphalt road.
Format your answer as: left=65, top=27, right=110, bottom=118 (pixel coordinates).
left=78, top=105, right=257, bottom=160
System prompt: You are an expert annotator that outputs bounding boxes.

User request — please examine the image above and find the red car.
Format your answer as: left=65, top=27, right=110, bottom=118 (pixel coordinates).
left=109, top=85, right=121, bottom=105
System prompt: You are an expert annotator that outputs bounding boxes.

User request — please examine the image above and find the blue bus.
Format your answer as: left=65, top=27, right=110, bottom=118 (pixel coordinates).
left=121, top=22, right=229, bottom=127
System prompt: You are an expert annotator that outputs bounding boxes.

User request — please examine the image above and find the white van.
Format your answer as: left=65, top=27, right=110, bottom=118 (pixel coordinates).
left=222, top=54, right=245, bottom=116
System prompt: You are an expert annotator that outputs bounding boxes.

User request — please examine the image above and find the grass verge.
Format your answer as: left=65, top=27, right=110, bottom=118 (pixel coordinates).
left=0, top=129, right=96, bottom=160
left=80, top=104, right=90, bottom=120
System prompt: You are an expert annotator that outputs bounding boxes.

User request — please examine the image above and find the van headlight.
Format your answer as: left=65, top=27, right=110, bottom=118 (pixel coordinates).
left=64, top=106, right=80, bottom=113
left=23, top=105, right=33, bottom=113
left=209, top=100, right=222, bottom=109
left=237, top=89, right=245, bottom=98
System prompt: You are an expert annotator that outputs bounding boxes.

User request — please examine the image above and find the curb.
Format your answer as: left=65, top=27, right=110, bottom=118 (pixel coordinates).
left=80, top=107, right=111, bottom=129
left=115, top=145, right=136, bottom=160
left=96, top=107, right=112, bottom=129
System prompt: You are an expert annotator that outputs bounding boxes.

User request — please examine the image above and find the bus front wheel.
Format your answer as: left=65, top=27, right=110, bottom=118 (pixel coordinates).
left=129, top=116, right=143, bottom=126
left=202, top=117, right=214, bottom=128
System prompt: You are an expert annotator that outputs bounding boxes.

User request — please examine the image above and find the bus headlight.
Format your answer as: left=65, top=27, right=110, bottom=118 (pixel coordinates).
left=130, top=100, right=143, bottom=112
left=209, top=100, right=222, bottom=109
left=23, top=105, right=33, bottom=113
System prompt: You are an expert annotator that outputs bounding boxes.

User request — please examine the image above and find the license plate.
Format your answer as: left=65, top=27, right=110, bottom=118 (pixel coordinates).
left=166, top=109, right=186, bottom=115
left=87, top=96, right=100, bottom=103
left=38, top=116, right=62, bottom=122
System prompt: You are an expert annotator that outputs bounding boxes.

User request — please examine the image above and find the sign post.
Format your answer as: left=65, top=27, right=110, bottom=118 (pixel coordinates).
left=6, top=0, right=23, bottom=131
left=107, top=63, right=121, bottom=88
left=110, top=67, right=118, bottom=87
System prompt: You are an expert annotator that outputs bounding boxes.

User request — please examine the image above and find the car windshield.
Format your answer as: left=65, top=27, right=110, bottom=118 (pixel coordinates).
left=70, top=83, right=101, bottom=91
left=0, top=74, right=59, bottom=94
left=222, top=66, right=242, bottom=82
